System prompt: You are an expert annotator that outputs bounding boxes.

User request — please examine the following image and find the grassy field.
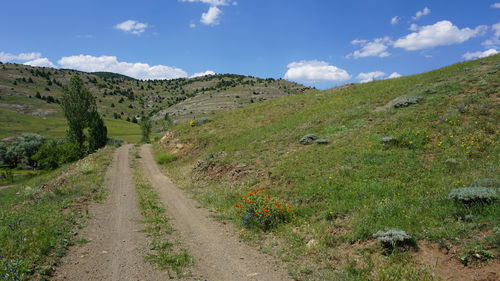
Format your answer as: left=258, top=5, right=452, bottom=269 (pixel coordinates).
left=0, top=146, right=115, bottom=280
left=156, top=55, right=499, bottom=280
left=0, top=107, right=143, bottom=143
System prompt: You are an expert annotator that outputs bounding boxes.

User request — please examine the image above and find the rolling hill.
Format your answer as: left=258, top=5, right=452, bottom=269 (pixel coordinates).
left=0, top=62, right=310, bottom=141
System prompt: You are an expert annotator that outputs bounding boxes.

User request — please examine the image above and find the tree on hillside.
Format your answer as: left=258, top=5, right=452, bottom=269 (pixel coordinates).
left=162, top=113, right=173, bottom=132
left=140, top=117, right=152, bottom=143
left=88, top=112, right=108, bottom=152
left=60, top=76, right=97, bottom=146
left=60, top=75, right=107, bottom=151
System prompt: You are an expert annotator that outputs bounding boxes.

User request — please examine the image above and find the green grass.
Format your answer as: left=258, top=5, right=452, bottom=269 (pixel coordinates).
left=0, top=107, right=143, bottom=143
left=157, top=55, right=500, bottom=280
left=154, top=150, right=177, bottom=165
left=0, top=169, right=43, bottom=186
left=0, top=146, right=115, bottom=280
left=130, top=147, right=192, bottom=278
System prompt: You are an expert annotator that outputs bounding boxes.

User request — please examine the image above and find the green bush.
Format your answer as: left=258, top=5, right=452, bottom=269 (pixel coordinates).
left=155, top=152, right=177, bottom=165
left=32, top=140, right=82, bottom=170
left=448, top=187, right=498, bottom=204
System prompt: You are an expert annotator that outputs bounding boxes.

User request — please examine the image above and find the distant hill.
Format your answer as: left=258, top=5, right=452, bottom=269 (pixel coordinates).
left=0, top=62, right=310, bottom=139
left=91, top=71, right=136, bottom=80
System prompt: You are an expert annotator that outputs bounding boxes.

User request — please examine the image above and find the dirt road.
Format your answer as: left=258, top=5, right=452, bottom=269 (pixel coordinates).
left=52, top=144, right=165, bottom=281
left=139, top=144, right=292, bottom=281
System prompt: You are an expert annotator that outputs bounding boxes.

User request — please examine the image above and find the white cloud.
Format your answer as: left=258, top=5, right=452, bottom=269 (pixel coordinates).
left=0, top=52, right=41, bottom=62
left=356, top=71, right=385, bottom=83
left=348, top=37, right=391, bottom=58
left=391, top=16, right=400, bottom=25
left=24, top=58, right=55, bottom=68
left=58, top=55, right=187, bottom=80
left=114, top=20, right=148, bottom=35
left=462, top=49, right=498, bottom=60
left=412, top=7, right=430, bottom=20
left=492, top=22, right=500, bottom=37
left=284, top=60, right=351, bottom=83
left=182, top=0, right=234, bottom=26
left=189, top=23, right=196, bottom=28
left=492, top=3, right=500, bottom=8
left=201, top=6, right=222, bottom=25
left=394, top=20, right=488, bottom=51
left=482, top=22, right=500, bottom=48
left=180, top=0, right=229, bottom=6
left=409, top=24, right=418, bottom=31
left=387, top=72, right=402, bottom=79
left=190, top=70, right=216, bottom=78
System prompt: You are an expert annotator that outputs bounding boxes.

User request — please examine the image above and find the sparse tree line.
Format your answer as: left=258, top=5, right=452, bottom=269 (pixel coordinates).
left=0, top=75, right=108, bottom=170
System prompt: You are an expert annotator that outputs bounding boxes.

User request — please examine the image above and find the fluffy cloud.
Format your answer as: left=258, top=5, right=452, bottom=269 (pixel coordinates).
left=114, top=20, right=148, bottom=35
left=181, top=0, right=235, bottom=26
left=348, top=37, right=391, bottom=58
left=58, top=55, right=187, bottom=80
left=412, top=7, right=430, bottom=20
left=201, top=6, right=222, bottom=25
left=190, top=70, right=216, bottom=78
left=0, top=52, right=41, bottom=62
left=180, top=0, right=229, bottom=6
left=482, top=22, right=500, bottom=48
left=284, top=60, right=351, bottom=82
left=387, top=72, right=402, bottom=79
left=391, top=16, right=400, bottom=25
left=394, top=20, right=487, bottom=51
left=24, top=58, right=55, bottom=68
left=492, top=3, right=500, bottom=8
left=356, top=71, right=385, bottom=83
left=462, top=49, right=498, bottom=60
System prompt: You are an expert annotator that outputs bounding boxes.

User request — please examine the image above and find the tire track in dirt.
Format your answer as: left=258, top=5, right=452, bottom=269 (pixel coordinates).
left=139, top=144, right=293, bottom=281
left=52, top=144, right=166, bottom=281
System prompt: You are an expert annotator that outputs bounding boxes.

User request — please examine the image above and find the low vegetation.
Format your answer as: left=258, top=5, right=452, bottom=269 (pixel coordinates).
left=0, top=146, right=114, bottom=280
left=156, top=54, right=499, bottom=280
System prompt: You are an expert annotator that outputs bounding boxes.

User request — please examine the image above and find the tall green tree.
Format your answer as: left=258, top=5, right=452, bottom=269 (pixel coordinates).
left=60, top=75, right=107, bottom=151
left=60, top=75, right=98, bottom=147
left=140, top=117, right=152, bottom=143
left=88, top=112, right=108, bottom=152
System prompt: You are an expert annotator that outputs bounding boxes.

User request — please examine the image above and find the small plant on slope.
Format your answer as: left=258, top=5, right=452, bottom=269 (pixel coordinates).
left=235, top=187, right=293, bottom=231
left=448, top=187, right=498, bottom=204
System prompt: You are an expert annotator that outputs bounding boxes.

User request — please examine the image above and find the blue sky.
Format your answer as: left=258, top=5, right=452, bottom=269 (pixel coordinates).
left=0, top=0, right=499, bottom=88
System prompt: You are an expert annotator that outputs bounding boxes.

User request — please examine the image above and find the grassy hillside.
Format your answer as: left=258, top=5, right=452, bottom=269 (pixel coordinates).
left=0, top=62, right=309, bottom=138
left=157, top=55, right=499, bottom=280
left=0, top=107, right=142, bottom=143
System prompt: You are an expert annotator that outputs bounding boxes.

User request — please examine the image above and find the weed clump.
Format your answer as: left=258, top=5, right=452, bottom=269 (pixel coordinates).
left=448, top=187, right=498, bottom=204
left=392, top=96, right=423, bottom=108
left=373, top=229, right=416, bottom=253
left=155, top=152, right=177, bottom=165
left=299, top=134, right=317, bottom=145
left=235, top=187, right=293, bottom=231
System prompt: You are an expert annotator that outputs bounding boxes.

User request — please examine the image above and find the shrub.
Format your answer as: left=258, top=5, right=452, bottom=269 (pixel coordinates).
left=155, top=152, right=177, bottom=165
left=235, top=187, right=293, bottom=231
left=448, top=187, right=498, bottom=204
left=373, top=229, right=416, bottom=253
left=32, top=140, right=82, bottom=170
